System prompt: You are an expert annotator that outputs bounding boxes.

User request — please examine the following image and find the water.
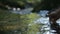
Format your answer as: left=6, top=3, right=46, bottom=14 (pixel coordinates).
left=10, top=8, right=50, bottom=34
left=38, top=10, right=49, bottom=17
left=9, top=8, right=60, bottom=34
left=34, top=17, right=50, bottom=25
left=10, top=8, right=33, bottom=15
left=35, top=10, right=60, bottom=34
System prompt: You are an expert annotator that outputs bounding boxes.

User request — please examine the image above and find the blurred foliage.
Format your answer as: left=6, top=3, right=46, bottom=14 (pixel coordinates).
left=0, top=0, right=43, bottom=34
left=0, top=0, right=41, bottom=9
left=18, top=13, right=40, bottom=34
left=0, top=9, right=40, bottom=34
left=27, top=23, right=41, bottom=34
left=0, top=9, right=20, bottom=31
left=19, top=13, right=40, bottom=34
left=16, top=0, right=42, bottom=7
left=32, top=0, right=60, bottom=13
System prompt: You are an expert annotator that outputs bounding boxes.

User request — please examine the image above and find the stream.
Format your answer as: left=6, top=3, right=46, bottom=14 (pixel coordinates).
left=9, top=7, right=60, bottom=34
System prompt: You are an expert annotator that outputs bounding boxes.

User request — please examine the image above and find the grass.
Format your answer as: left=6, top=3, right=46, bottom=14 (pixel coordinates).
left=0, top=9, right=21, bottom=31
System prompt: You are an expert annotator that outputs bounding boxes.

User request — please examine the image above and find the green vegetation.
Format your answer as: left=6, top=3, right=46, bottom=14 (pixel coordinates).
left=0, top=0, right=41, bottom=9
left=0, top=9, right=42, bottom=34
left=0, top=0, right=45, bottom=34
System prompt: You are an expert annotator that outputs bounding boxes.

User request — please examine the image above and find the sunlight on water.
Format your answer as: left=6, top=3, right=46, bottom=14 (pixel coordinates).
left=17, top=8, right=21, bottom=11
left=35, top=10, right=59, bottom=34
left=39, top=10, right=49, bottom=17
left=56, top=19, right=60, bottom=25
left=10, top=8, right=33, bottom=15
left=13, top=8, right=16, bottom=11
left=34, top=17, right=50, bottom=25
